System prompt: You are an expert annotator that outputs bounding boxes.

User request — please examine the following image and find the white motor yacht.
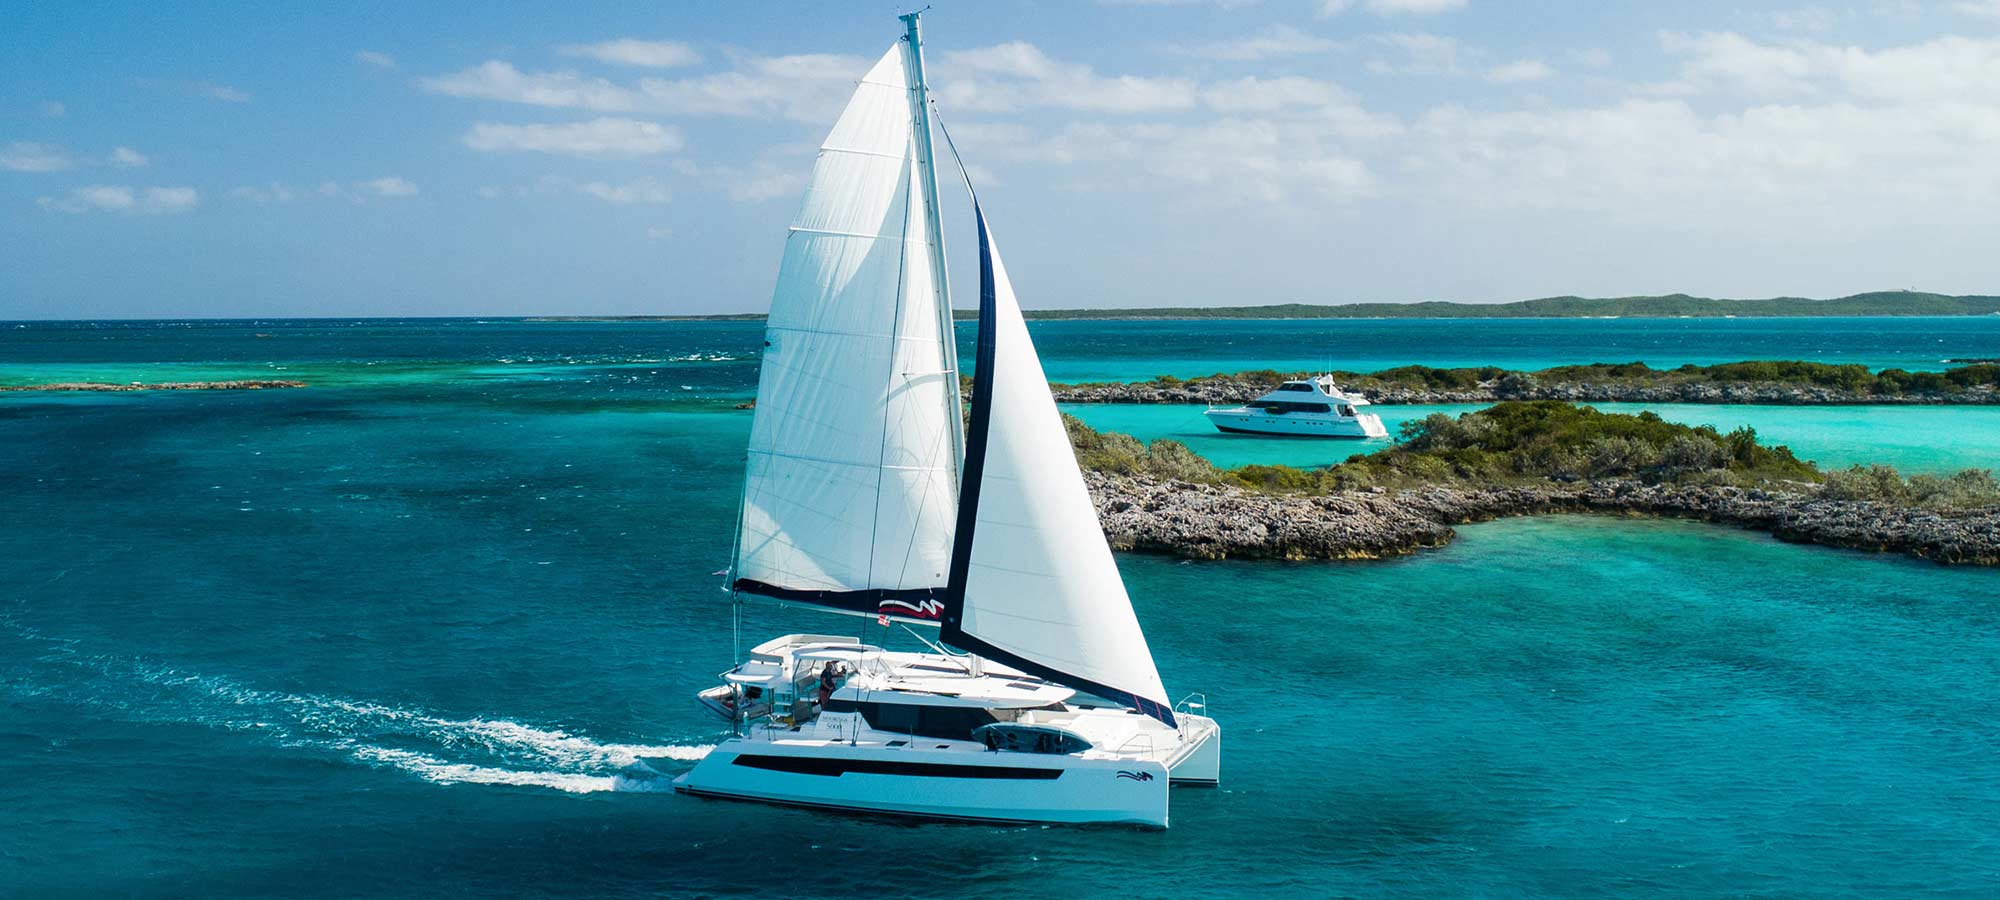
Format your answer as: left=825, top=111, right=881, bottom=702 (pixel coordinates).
left=665, top=12, right=1220, bottom=829
left=1204, top=375, right=1389, bottom=438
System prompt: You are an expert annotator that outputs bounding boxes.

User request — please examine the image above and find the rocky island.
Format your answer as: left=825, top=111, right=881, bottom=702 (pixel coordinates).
left=1073, top=401, right=2000, bottom=566
left=1051, top=361, right=2000, bottom=406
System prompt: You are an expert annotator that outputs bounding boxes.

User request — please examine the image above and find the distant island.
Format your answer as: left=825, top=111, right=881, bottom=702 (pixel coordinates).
left=1004, top=291, right=2000, bottom=320
left=1051, top=361, right=2000, bottom=405
left=527, top=291, right=2000, bottom=322
left=1073, top=402, right=2000, bottom=566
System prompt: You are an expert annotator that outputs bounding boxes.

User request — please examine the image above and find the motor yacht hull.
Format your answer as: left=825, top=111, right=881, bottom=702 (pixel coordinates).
left=1205, top=407, right=1388, bottom=438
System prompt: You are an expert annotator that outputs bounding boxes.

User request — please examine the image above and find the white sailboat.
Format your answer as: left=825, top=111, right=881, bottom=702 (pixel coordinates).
left=666, top=13, right=1221, bottom=828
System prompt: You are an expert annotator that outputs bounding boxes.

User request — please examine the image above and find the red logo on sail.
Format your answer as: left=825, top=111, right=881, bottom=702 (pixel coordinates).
left=878, top=598, right=944, bottom=620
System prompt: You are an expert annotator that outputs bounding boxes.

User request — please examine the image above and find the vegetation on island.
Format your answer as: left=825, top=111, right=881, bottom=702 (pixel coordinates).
left=1066, top=400, right=2000, bottom=508
left=1058, top=360, right=2000, bottom=397
left=987, top=291, right=2000, bottom=320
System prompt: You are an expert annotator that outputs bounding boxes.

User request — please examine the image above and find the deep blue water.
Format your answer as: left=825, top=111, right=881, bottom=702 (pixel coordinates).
left=4, top=320, right=1999, bottom=898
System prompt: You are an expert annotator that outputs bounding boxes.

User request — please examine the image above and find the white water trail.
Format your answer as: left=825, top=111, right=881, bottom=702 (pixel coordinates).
left=3, top=618, right=712, bottom=794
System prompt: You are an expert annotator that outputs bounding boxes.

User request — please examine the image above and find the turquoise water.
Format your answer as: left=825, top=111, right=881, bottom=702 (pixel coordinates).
left=1062, top=402, right=2000, bottom=473
left=5, top=320, right=2000, bottom=898
left=7, top=315, right=2000, bottom=386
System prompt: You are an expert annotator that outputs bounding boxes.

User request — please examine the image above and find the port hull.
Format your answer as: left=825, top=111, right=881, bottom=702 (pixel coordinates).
left=671, top=739, right=1173, bottom=827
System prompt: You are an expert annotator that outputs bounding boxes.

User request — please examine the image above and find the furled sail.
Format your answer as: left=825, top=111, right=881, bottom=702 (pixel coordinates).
left=943, top=208, right=1176, bottom=727
left=733, top=45, right=960, bottom=621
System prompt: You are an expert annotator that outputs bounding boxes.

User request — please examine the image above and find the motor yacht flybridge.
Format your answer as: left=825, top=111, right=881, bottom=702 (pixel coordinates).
left=1204, top=375, right=1390, bottom=439
left=666, top=13, right=1220, bottom=828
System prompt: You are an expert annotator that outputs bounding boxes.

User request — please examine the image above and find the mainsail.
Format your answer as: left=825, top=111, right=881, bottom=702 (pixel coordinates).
left=733, top=45, right=961, bottom=620
left=942, top=208, right=1177, bottom=727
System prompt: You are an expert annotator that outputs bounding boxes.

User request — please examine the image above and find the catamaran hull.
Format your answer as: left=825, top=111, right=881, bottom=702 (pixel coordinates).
left=1205, top=408, right=1388, bottom=438
left=671, top=739, right=1173, bottom=828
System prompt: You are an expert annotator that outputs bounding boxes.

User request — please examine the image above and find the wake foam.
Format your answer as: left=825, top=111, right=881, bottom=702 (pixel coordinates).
left=2, top=618, right=711, bottom=795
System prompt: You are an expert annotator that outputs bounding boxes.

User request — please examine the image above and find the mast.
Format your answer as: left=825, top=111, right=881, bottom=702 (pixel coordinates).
left=899, top=10, right=965, bottom=472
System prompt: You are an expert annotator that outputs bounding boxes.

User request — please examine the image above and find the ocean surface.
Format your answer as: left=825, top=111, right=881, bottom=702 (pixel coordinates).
left=4, top=318, right=1999, bottom=899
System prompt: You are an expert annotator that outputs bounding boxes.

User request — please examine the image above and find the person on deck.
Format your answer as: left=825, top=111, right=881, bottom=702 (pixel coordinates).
left=816, top=661, right=842, bottom=707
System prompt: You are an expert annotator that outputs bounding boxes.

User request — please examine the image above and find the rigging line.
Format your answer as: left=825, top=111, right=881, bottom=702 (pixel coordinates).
left=928, top=101, right=980, bottom=206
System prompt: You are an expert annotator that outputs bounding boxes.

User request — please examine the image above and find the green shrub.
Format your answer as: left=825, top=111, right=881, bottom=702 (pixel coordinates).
left=1144, top=439, right=1218, bottom=482
left=1820, top=465, right=1910, bottom=502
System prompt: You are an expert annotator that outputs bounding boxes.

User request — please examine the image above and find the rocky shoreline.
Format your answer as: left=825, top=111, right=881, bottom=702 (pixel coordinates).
left=1085, top=471, right=2000, bottom=566
left=0, top=380, right=307, bottom=392
left=1052, top=376, right=2000, bottom=406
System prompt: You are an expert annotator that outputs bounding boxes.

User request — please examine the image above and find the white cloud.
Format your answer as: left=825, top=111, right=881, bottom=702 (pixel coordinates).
left=421, top=53, right=868, bottom=122
left=38, top=185, right=198, bottom=215
left=1652, top=32, right=1818, bottom=97
left=1650, top=32, right=2000, bottom=102
left=671, top=157, right=809, bottom=204
left=193, top=81, right=251, bottom=102
left=232, top=183, right=307, bottom=203
left=955, top=118, right=1376, bottom=203
left=557, top=39, right=701, bottom=68
left=357, top=176, right=418, bottom=197
left=1572, top=47, right=1614, bottom=69
left=462, top=118, right=685, bottom=157
left=1955, top=0, right=2000, bottom=18
left=39, top=101, right=65, bottom=118
left=1369, top=0, right=1468, bottom=11
left=1099, top=0, right=1260, bottom=7
left=1, top=142, right=74, bottom=172
left=1197, top=76, right=1404, bottom=138
left=1485, top=59, right=1555, bottom=83
left=1322, top=0, right=1467, bottom=15
left=232, top=179, right=420, bottom=203
left=109, top=146, right=148, bottom=168
left=578, top=177, right=672, bottom=204
left=646, top=226, right=675, bottom=239
left=1366, top=33, right=1467, bottom=74
left=936, top=42, right=1197, bottom=114
left=1171, top=25, right=1343, bottom=61
left=356, top=50, right=397, bottom=69
left=1765, top=7, right=1839, bottom=32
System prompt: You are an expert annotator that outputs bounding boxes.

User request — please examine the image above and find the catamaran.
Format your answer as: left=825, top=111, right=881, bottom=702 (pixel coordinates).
left=1204, top=375, right=1389, bottom=439
left=665, top=13, right=1220, bottom=828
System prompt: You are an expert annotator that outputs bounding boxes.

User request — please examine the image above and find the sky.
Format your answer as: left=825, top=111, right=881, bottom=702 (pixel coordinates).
left=4, top=0, right=2000, bottom=319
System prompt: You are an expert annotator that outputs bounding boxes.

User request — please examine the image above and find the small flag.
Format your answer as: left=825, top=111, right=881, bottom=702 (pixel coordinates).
left=877, top=614, right=890, bottom=626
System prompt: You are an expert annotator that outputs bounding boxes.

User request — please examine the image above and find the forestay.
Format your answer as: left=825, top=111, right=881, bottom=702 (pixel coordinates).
left=734, top=45, right=960, bottom=621
left=943, top=208, right=1176, bottom=727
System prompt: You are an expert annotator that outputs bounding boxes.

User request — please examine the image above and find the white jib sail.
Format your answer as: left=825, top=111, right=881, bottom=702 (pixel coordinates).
left=956, top=215, right=1172, bottom=714
left=735, top=45, right=959, bottom=601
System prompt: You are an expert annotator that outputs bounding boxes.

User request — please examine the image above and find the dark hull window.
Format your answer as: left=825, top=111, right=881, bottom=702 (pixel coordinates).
left=1262, top=401, right=1333, bottom=414
left=824, top=699, right=1003, bottom=741
left=731, top=754, right=1063, bottom=780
